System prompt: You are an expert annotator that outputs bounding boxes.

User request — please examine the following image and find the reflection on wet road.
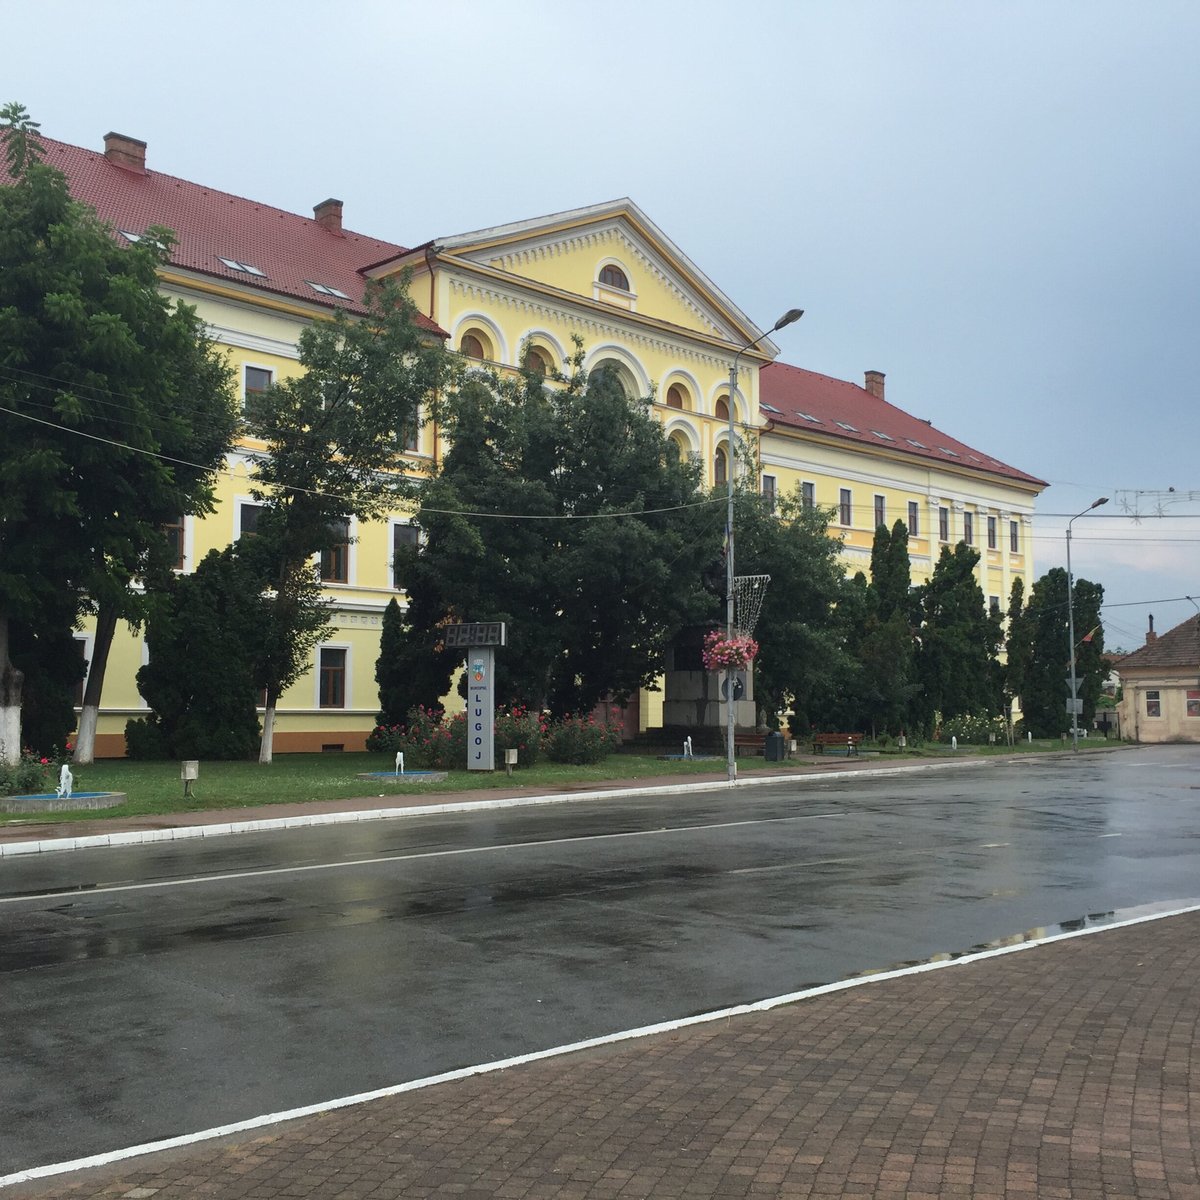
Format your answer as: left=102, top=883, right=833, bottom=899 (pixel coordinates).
left=3, top=746, right=1199, bottom=1172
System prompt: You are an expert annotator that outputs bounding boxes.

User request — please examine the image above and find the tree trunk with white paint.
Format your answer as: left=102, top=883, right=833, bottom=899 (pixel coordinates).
left=0, top=614, right=23, bottom=767
left=73, top=602, right=118, bottom=766
left=259, top=700, right=276, bottom=765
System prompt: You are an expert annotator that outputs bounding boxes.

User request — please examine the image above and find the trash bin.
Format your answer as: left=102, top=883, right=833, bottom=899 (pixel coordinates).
left=764, top=731, right=785, bottom=762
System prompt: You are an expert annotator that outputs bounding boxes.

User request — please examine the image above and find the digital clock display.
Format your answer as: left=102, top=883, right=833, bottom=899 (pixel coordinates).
left=444, top=622, right=507, bottom=649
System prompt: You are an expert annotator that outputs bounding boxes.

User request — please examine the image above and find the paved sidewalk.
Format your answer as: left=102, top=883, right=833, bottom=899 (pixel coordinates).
left=7, top=909, right=1198, bottom=1198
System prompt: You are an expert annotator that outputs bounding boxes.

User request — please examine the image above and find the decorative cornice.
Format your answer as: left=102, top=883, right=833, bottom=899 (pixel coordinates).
left=446, top=275, right=735, bottom=375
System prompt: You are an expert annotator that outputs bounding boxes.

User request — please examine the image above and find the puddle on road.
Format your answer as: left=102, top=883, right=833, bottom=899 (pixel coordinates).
left=851, top=897, right=1200, bottom=979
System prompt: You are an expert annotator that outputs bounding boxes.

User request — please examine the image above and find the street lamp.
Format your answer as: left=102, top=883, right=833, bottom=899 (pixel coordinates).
left=725, top=307, right=804, bottom=784
left=1066, top=496, right=1108, bottom=751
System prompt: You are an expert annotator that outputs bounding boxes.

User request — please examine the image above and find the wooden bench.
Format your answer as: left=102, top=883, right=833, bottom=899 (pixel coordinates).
left=733, top=732, right=768, bottom=756
left=811, top=732, right=863, bottom=756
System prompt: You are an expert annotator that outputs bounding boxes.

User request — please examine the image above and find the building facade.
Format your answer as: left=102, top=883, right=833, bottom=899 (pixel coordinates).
left=24, top=129, right=1045, bottom=754
left=1117, top=615, right=1200, bottom=743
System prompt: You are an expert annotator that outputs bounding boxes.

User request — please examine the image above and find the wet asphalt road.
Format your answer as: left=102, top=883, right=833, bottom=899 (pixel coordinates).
left=3, top=746, right=1199, bottom=1174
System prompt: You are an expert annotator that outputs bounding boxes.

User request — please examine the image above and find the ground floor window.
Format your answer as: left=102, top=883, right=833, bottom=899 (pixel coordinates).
left=1187, top=689, right=1200, bottom=718
left=1146, top=689, right=1161, bottom=718
left=319, top=647, right=347, bottom=709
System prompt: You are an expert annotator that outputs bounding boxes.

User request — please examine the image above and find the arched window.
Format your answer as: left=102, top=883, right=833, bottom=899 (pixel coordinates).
left=714, top=445, right=728, bottom=486
left=666, top=383, right=686, bottom=410
left=524, top=347, right=551, bottom=376
left=591, top=357, right=636, bottom=399
left=599, top=264, right=629, bottom=290
left=460, top=332, right=487, bottom=360
left=715, top=396, right=730, bottom=421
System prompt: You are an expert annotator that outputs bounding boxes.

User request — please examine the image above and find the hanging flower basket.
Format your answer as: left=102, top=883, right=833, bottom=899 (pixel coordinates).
left=702, top=629, right=759, bottom=672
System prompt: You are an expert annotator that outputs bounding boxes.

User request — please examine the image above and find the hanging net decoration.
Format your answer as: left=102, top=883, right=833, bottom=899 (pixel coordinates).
left=732, top=574, right=771, bottom=636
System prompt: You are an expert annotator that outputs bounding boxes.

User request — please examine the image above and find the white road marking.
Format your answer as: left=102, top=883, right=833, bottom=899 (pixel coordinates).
left=1098, top=833, right=1122, bottom=838
left=0, top=811, right=849, bottom=906
left=0, top=760, right=987, bottom=858
left=5, top=899, right=1198, bottom=1190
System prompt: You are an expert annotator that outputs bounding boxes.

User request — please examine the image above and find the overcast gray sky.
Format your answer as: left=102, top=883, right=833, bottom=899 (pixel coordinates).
left=7, top=1, right=1198, bottom=652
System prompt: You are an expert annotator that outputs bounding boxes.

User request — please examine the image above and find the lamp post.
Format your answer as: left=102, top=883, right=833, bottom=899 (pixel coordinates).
left=725, top=307, right=804, bottom=784
left=1066, top=496, right=1108, bottom=751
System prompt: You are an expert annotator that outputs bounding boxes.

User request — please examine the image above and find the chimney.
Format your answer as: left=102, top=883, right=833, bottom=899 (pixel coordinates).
left=103, top=132, right=146, bottom=173
left=314, top=198, right=344, bottom=235
left=1147, top=614, right=1157, bottom=644
left=864, top=370, right=885, bottom=400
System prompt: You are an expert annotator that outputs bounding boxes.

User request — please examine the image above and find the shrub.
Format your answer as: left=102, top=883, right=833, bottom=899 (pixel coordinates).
left=0, top=748, right=61, bottom=796
left=124, top=717, right=171, bottom=760
left=494, top=704, right=544, bottom=767
left=543, top=713, right=622, bottom=764
left=937, top=713, right=1008, bottom=745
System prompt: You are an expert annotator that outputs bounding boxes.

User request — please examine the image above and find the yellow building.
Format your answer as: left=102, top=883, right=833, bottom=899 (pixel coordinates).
left=36, top=131, right=1045, bottom=755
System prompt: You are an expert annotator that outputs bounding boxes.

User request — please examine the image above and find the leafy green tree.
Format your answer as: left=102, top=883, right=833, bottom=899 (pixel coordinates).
left=857, top=520, right=918, bottom=735
left=9, top=608, right=85, bottom=756
left=730, top=488, right=856, bottom=730
left=374, top=597, right=412, bottom=724
left=913, top=543, right=1003, bottom=725
left=242, top=277, right=447, bottom=762
left=128, top=548, right=265, bottom=759
left=1015, top=567, right=1105, bottom=736
left=1004, top=576, right=1032, bottom=717
left=0, top=103, right=237, bottom=765
left=393, top=346, right=717, bottom=715
left=870, top=518, right=914, bottom=621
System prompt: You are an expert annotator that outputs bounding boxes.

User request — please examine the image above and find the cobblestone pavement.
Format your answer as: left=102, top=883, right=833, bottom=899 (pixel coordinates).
left=9, top=909, right=1199, bottom=1199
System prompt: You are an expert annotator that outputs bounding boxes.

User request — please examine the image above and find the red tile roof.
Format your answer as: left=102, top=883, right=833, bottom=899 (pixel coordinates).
left=760, top=361, right=1045, bottom=488
left=10, top=135, right=444, bottom=334
left=1116, top=615, right=1200, bottom=672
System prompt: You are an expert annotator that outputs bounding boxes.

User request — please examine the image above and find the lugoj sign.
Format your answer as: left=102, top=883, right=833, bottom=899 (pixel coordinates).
left=447, top=623, right=506, bottom=771
left=466, top=650, right=495, bottom=771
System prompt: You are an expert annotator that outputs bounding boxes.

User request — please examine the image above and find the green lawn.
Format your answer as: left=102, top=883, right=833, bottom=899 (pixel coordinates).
left=1, top=738, right=1123, bottom=826
left=0, top=751, right=736, bottom=825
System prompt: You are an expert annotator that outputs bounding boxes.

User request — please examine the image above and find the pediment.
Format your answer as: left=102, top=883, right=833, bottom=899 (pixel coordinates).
left=435, top=200, right=770, bottom=349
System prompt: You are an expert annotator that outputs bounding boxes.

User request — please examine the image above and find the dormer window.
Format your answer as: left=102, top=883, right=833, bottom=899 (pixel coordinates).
left=218, top=256, right=266, bottom=277
left=795, top=411, right=822, bottom=424
left=599, top=264, right=629, bottom=290
left=835, top=421, right=859, bottom=432
left=307, top=281, right=351, bottom=299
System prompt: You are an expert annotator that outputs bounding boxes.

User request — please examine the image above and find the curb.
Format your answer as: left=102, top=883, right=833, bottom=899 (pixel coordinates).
left=0, top=760, right=983, bottom=857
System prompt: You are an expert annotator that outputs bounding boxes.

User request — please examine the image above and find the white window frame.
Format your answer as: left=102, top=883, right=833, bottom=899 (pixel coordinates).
left=235, top=496, right=265, bottom=540
left=316, top=642, right=352, bottom=710
left=242, top=362, right=275, bottom=410
left=389, top=519, right=421, bottom=592
left=762, top=474, right=777, bottom=510
left=318, top=516, right=357, bottom=587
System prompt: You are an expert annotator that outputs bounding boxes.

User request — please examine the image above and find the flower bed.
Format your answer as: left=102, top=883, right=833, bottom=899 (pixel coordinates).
left=366, top=705, right=620, bottom=768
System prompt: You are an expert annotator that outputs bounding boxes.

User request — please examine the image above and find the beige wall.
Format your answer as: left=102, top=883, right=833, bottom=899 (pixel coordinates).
left=1119, top=672, right=1200, bottom=743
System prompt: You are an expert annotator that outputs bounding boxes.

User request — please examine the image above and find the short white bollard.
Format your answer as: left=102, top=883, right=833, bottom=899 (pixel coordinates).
left=951, top=735, right=958, bottom=751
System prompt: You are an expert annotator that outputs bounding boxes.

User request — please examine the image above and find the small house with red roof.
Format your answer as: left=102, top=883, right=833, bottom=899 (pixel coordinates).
left=1117, top=614, right=1200, bottom=743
